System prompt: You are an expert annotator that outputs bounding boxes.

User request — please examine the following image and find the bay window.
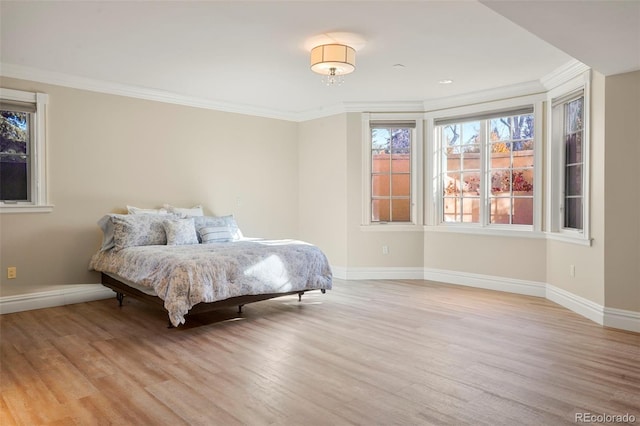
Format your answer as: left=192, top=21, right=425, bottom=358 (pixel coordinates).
left=431, top=100, right=541, bottom=231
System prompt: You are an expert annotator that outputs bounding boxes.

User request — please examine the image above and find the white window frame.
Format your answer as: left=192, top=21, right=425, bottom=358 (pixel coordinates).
left=361, top=113, right=423, bottom=231
left=425, top=95, right=544, bottom=237
left=546, top=70, right=592, bottom=246
left=0, top=88, right=51, bottom=213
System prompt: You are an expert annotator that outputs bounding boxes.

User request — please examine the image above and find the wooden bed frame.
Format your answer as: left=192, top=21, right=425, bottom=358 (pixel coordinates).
left=101, top=273, right=326, bottom=326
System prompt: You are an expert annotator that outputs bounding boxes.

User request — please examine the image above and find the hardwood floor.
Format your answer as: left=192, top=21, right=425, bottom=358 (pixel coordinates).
left=1, top=279, right=639, bottom=425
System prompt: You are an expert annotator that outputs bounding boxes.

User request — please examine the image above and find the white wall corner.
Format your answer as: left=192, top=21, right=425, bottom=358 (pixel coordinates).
left=0, top=284, right=113, bottom=315
left=423, top=267, right=547, bottom=297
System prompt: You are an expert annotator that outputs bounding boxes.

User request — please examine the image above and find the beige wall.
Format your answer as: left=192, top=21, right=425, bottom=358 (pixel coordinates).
left=2, top=71, right=638, bottom=317
left=604, top=70, right=640, bottom=311
left=425, top=232, right=547, bottom=282
left=346, top=113, right=425, bottom=268
left=298, top=114, right=348, bottom=268
left=0, top=77, right=299, bottom=296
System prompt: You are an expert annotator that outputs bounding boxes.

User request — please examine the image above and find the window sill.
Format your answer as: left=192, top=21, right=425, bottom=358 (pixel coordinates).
left=0, top=205, right=54, bottom=214
left=545, top=232, right=592, bottom=247
left=360, top=224, right=423, bottom=232
left=424, top=224, right=545, bottom=239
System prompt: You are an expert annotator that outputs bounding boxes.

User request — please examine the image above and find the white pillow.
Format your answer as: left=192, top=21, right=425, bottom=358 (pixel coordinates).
left=127, top=205, right=170, bottom=215
left=163, top=218, right=199, bottom=246
left=199, top=225, right=233, bottom=243
left=163, top=204, right=204, bottom=217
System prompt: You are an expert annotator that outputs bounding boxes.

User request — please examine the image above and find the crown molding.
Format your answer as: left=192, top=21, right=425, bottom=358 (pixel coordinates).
left=0, top=62, right=300, bottom=122
left=1, top=60, right=590, bottom=123
left=422, top=80, right=545, bottom=112
left=344, top=101, right=426, bottom=113
left=293, top=103, right=348, bottom=122
left=540, top=59, right=590, bottom=91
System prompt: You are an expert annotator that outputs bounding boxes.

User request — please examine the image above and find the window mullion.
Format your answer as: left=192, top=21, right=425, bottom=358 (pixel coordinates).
left=388, top=138, right=393, bottom=221
left=480, top=121, right=488, bottom=227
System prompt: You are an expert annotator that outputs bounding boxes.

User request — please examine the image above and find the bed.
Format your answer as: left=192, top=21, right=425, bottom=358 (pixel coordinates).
left=89, top=211, right=332, bottom=326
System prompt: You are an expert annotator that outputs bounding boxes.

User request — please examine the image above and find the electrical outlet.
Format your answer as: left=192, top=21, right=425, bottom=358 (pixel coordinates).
left=382, top=245, right=389, bottom=255
left=7, top=267, right=16, bottom=279
left=569, top=264, right=575, bottom=277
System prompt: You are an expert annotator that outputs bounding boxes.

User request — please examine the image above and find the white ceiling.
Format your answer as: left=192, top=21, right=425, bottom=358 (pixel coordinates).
left=1, top=1, right=638, bottom=120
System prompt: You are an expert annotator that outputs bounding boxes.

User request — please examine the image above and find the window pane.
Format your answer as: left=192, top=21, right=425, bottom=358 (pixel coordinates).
left=565, top=197, right=583, bottom=230
left=372, top=128, right=390, bottom=151
left=390, top=129, right=410, bottom=154
left=512, top=170, right=533, bottom=194
left=513, top=138, right=533, bottom=152
left=462, top=172, right=480, bottom=195
left=565, top=164, right=582, bottom=196
left=491, top=170, right=510, bottom=195
left=444, top=124, right=460, bottom=154
left=566, top=98, right=583, bottom=132
left=461, top=197, right=479, bottom=223
left=391, top=153, right=410, bottom=172
left=490, top=197, right=511, bottom=224
left=490, top=147, right=511, bottom=169
left=392, top=174, right=410, bottom=197
left=372, top=175, right=390, bottom=196
left=443, top=197, right=460, bottom=222
left=462, top=151, right=480, bottom=169
left=372, top=151, right=388, bottom=172
left=391, top=199, right=410, bottom=221
left=513, top=197, right=533, bottom=225
left=461, top=122, right=480, bottom=146
left=514, top=145, right=534, bottom=167
left=490, top=118, right=511, bottom=141
left=372, top=199, right=390, bottom=222
left=565, top=132, right=582, bottom=165
left=444, top=150, right=461, bottom=172
left=1, top=110, right=31, bottom=201
left=444, top=173, right=461, bottom=196
left=0, top=157, right=29, bottom=200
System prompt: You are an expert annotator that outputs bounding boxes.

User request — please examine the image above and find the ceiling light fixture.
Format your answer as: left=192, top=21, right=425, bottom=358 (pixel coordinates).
left=310, top=44, right=356, bottom=86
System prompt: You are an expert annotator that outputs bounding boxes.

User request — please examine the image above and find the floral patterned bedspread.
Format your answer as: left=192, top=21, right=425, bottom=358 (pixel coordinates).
left=89, top=240, right=333, bottom=326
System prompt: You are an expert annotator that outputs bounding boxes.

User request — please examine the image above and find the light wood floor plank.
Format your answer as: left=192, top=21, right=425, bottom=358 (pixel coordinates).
left=1, top=278, right=639, bottom=425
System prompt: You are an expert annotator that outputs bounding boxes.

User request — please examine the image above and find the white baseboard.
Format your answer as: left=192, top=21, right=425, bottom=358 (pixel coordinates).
left=331, top=265, right=348, bottom=280
left=423, top=267, right=547, bottom=297
left=603, top=306, right=640, bottom=333
left=2, top=271, right=638, bottom=334
left=0, top=284, right=113, bottom=315
left=545, top=284, right=604, bottom=325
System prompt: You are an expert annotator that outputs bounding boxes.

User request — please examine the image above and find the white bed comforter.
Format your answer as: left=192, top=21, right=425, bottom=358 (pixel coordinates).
left=89, top=239, right=332, bottom=326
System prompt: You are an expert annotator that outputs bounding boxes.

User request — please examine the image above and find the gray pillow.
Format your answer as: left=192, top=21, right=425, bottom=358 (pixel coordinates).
left=193, top=215, right=243, bottom=242
left=97, top=214, right=117, bottom=251
left=112, top=214, right=168, bottom=251
left=163, top=218, right=199, bottom=246
left=199, top=225, right=233, bottom=243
